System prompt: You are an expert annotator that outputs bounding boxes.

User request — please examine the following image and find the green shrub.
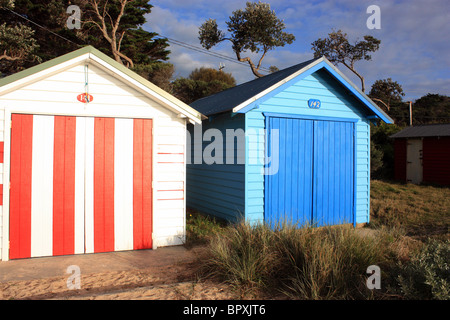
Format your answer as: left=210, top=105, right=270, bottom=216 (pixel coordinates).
left=185, top=211, right=226, bottom=246
left=397, top=240, right=450, bottom=300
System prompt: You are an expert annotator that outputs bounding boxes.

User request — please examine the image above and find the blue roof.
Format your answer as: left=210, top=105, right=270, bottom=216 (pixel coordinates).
left=190, top=57, right=393, bottom=124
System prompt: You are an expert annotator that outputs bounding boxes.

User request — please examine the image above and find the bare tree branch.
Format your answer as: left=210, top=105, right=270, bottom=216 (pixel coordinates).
left=85, top=0, right=134, bottom=68
left=0, top=50, right=23, bottom=61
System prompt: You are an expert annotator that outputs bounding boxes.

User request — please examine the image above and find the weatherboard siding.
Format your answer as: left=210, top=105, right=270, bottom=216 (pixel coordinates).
left=245, top=69, right=371, bottom=225
left=186, top=113, right=246, bottom=222
left=0, top=64, right=187, bottom=259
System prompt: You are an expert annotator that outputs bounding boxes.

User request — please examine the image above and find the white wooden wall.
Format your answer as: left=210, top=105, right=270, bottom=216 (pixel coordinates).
left=0, top=64, right=187, bottom=260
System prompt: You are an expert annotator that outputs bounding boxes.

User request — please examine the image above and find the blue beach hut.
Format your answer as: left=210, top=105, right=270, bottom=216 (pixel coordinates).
left=186, top=57, right=393, bottom=227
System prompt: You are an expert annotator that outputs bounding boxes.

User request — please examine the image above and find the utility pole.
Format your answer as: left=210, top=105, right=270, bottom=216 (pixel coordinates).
left=409, top=101, right=413, bottom=126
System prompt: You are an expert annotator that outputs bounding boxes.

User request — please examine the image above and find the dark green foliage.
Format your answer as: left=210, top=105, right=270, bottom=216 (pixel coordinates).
left=370, top=123, right=403, bottom=179
left=80, top=0, right=170, bottom=66
left=397, top=240, right=450, bottom=300
left=311, top=29, right=380, bottom=92
left=0, top=0, right=80, bottom=71
left=0, top=0, right=169, bottom=73
left=131, top=62, right=175, bottom=92
left=199, top=2, right=295, bottom=78
left=0, top=22, right=41, bottom=75
left=369, top=78, right=405, bottom=112
left=413, top=94, right=450, bottom=124
left=172, top=67, right=236, bottom=104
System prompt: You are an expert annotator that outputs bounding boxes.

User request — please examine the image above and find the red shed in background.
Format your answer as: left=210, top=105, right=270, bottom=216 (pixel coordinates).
left=391, top=124, right=450, bottom=186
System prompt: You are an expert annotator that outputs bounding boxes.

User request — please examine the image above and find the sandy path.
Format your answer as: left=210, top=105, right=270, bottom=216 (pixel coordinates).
left=0, top=246, right=237, bottom=300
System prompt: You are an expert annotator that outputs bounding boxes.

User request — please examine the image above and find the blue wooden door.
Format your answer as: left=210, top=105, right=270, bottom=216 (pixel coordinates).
left=312, top=120, right=354, bottom=226
left=265, top=117, right=314, bottom=227
left=265, top=117, right=354, bottom=227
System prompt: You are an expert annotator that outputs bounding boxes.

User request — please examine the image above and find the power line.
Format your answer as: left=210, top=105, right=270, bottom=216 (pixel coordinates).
left=1, top=7, right=80, bottom=46
left=161, top=36, right=272, bottom=74
left=3, top=6, right=272, bottom=74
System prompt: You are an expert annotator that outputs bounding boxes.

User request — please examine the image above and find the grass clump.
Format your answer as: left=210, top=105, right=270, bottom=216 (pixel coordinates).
left=206, top=222, right=395, bottom=299
left=276, top=226, right=391, bottom=299
left=206, top=223, right=277, bottom=294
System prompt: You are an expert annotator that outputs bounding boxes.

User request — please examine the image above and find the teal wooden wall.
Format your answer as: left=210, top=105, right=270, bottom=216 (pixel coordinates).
left=186, top=113, right=246, bottom=222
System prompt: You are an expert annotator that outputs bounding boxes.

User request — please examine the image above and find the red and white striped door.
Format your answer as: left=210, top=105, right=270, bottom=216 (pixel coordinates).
left=9, top=114, right=153, bottom=259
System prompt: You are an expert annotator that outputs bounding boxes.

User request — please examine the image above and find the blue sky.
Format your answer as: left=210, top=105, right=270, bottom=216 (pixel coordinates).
left=144, top=0, right=450, bottom=101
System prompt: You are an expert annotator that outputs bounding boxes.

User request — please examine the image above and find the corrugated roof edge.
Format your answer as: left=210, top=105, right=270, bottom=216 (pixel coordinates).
left=0, top=45, right=205, bottom=123
left=390, top=123, right=450, bottom=138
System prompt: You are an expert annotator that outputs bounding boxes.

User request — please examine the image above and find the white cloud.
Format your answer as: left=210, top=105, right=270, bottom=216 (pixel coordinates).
left=144, top=0, right=449, bottom=100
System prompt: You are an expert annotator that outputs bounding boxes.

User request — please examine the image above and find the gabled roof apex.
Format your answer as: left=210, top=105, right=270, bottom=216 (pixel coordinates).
left=190, top=56, right=393, bottom=124
left=0, top=46, right=205, bottom=124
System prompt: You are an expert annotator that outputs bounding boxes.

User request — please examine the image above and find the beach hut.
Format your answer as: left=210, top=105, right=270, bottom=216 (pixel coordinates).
left=0, top=46, right=204, bottom=260
left=187, top=57, right=393, bottom=227
left=391, top=124, right=450, bottom=185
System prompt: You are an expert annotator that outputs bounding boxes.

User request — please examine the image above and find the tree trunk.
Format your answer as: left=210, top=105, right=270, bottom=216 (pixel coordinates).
left=236, top=51, right=264, bottom=78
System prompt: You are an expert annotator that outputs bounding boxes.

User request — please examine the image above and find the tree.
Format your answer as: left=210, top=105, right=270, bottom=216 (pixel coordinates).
left=0, top=0, right=79, bottom=69
left=370, top=122, right=403, bottom=179
left=0, top=22, right=41, bottom=75
left=311, top=29, right=380, bottom=92
left=0, top=0, right=170, bottom=72
left=172, top=67, right=236, bottom=104
left=0, top=0, right=14, bottom=8
left=413, top=94, right=450, bottom=124
left=80, top=0, right=170, bottom=68
left=199, top=1, right=295, bottom=78
left=369, top=78, right=405, bottom=112
left=132, top=61, right=174, bottom=92
left=189, top=67, right=236, bottom=86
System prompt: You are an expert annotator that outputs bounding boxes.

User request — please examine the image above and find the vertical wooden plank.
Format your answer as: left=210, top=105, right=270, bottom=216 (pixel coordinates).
left=0, top=141, right=4, bottom=163
left=291, top=119, right=299, bottom=223
left=9, top=114, right=33, bottom=259
left=133, top=119, right=153, bottom=250
left=74, top=117, right=86, bottom=254
left=84, top=117, right=95, bottom=254
left=31, top=115, right=54, bottom=258
left=277, top=117, right=286, bottom=224
left=94, top=117, right=115, bottom=253
left=284, top=119, right=292, bottom=223
left=114, top=118, right=134, bottom=251
left=271, top=118, right=280, bottom=225
left=53, top=116, right=76, bottom=256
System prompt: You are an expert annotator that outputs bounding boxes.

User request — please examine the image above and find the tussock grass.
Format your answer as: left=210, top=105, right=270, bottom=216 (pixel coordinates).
left=205, top=222, right=395, bottom=299
left=187, top=181, right=449, bottom=299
